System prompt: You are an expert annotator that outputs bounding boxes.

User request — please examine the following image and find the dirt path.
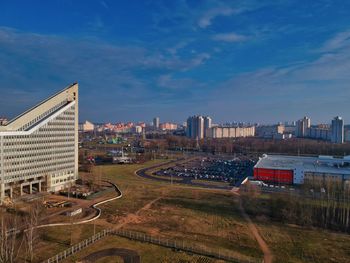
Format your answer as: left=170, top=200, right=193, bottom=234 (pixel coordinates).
left=113, top=197, right=161, bottom=230
left=236, top=192, right=273, bottom=263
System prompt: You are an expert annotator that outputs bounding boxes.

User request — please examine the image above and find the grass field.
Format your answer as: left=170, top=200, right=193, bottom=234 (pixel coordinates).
left=257, top=223, right=350, bottom=263
left=62, top=235, right=224, bottom=263
left=32, top=158, right=350, bottom=263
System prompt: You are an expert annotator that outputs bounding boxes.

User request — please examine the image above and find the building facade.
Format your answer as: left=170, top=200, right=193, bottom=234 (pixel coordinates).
left=256, top=124, right=285, bottom=138
left=254, top=154, right=350, bottom=185
left=153, top=117, right=160, bottom=130
left=331, top=116, right=344, bottom=144
left=296, top=116, right=311, bottom=137
left=159, top=122, right=178, bottom=131
left=203, top=116, right=212, bottom=138
left=206, top=126, right=255, bottom=139
left=186, top=115, right=212, bottom=139
left=309, top=125, right=331, bottom=141
left=82, top=120, right=94, bottom=132
left=0, top=83, right=79, bottom=201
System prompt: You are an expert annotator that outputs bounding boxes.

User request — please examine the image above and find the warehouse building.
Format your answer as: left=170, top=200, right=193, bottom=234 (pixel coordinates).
left=0, top=83, right=79, bottom=201
left=254, top=154, right=350, bottom=184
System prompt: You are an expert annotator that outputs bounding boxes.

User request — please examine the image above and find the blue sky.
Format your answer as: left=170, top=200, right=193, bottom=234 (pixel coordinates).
left=0, top=0, right=350, bottom=124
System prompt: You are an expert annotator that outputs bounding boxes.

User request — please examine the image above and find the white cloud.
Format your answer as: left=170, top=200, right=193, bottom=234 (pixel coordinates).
left=319, top=30, right=350, bottom=52
left=212, top=32, right=248, bottom=42
left=198, top=7, right=237, bottom=29
left=0, top=26, right=212, bottom=120
left=166, top=40, right=191, bottom=55
left=157, top=74, right=206, bottom=91
left=206, top=29, right=350, bottom=122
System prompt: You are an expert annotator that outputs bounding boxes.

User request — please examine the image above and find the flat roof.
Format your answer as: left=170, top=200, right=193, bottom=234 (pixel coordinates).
left=255, top=154, right=350, bottom=175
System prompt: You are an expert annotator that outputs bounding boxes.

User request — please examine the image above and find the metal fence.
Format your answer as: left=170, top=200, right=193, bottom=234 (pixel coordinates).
left=44, top=228, right=259, bottom=263
left=43, top=229, right=112, bottom=263
left=111, top=229, right=258, bottom=263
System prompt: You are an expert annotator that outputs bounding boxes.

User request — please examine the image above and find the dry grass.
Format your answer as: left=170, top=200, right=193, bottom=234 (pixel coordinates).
left=257, top=223, right=350, bottom=263
left=62, top=235, right=223, bottom=263
left=29, top=159, right=350, bottom=263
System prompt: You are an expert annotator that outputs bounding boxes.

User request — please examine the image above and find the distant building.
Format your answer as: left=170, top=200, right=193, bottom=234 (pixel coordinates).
left=153, top=117, right=160, bottom=129
left=296, top=116, right=311, bottom=137
left=256, top=124, right=284, bottom=138
left=160, top=122, right=177, bottom=131
left=272, top=133, right=292, bottom=140
left=186, top=115, right=211, bottom=139
left=284, top=125, right=296, bottom=135
left=137, top=122, right=146, bottom=128
left=309, top=125, right=331, bottom=141
left=345, top=125, right=350, bottom=142
left=204, top=116, right=212, bottom=137
left=133, top=125, right=143, bottom=134
left=331, top=116, right=344, bottom=144
left=82, top=120, right=95, bottom=132
left=206, top=126, right=255, bottom=139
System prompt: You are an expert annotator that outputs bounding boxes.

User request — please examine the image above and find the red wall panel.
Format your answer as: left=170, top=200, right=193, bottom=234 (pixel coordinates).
left=254, top=168, right=293, bottom=184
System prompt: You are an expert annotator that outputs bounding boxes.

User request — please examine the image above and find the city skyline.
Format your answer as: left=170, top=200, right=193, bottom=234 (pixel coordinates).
left=1, top=1, right=350, bottom=123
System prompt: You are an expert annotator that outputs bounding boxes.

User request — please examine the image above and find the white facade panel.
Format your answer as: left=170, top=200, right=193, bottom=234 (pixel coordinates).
left=0, top=83, right=79, bottom=201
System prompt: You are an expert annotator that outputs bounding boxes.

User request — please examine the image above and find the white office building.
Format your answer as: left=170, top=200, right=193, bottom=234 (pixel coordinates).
left=0, top=83, right=79, bottom=201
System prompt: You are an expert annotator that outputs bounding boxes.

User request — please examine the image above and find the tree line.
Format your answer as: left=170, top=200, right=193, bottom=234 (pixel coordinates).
left=241, top=178, right=350, bottom=233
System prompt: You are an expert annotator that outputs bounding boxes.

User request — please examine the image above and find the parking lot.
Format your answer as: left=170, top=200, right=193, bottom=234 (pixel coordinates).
left=153, top=156, right=256, bottom=187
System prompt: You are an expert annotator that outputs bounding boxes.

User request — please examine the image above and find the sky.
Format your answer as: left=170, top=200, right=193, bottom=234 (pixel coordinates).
left=0, top=0, right=350, bottom=124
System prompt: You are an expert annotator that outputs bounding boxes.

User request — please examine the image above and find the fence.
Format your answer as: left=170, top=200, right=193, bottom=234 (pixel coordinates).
left=43, top=229, right=112, bottom=263
left=44, top=228, right=259, bottom=263
left=111, top=229, right=258, bottom=263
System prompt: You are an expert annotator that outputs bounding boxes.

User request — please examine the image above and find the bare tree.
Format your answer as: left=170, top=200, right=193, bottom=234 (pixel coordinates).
left=0, top=215, right=21, bottom=263
left=24, top=201, right=41, bottom=263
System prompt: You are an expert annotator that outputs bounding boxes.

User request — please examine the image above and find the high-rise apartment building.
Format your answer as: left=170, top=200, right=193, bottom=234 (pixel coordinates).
left=296, top=116, right=311, bottom=137
left=204, top=116, right=212, bottom=138
left=186, top=115, right=211, bottom=139
left=153, top=117, right=160, bottom=129
left=0, top=83, right=79, bottom=201
left=331, top=116, right=344, bottom=144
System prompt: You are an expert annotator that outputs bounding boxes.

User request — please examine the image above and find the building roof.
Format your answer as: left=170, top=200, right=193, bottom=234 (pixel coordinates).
left=255, top=154, right=350, bottom=175
left=0, top=83, right=78, bottom=132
